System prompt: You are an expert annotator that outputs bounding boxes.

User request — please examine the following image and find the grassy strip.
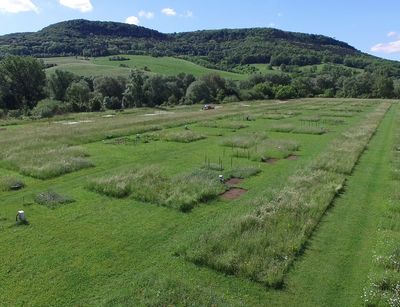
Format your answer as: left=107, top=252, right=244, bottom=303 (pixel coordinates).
left=198, top=121, right=249, bottom=130
left=185, top=103, right=390, bottom=287
left=311, top=105, right=389, bottom=175
left=159, top=130, right=206, bottom=143
left=363, top=108, right=400, bottom=306
left=230, top=139, right=300, bottom=161
left=292, top=127, right=327, bottom=135
left=269, top=124, right=294, bottom=133
left=220, top=133, right=268, bottom=149
left=224, top=167, right=261, bottom=179
left=3, top=145, right=93, bottom=179
left=269, top=124, right=327, bottom=135
left=88, top=167, right=225, bottom=212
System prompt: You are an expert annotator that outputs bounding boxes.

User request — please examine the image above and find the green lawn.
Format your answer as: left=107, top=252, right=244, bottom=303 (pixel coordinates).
left=0, top=99, right=397, bottom=305
left=44, top=55, right=247, bottom=80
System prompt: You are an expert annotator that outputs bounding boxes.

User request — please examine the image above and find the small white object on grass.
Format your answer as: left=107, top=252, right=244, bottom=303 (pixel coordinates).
left=16, top=210, right=26, bottom=222
left=219, top=175, right=224, bottom=182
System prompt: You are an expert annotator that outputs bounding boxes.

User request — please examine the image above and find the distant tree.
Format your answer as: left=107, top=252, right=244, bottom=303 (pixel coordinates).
left=0, top=56, right=46, bottom=110
left=292, top=77, right=315, bottom=97
left=372, top=75, right=394, bottom=98
left=48, top=70, right=77, bottom=101
left=253, top=83, right=274, bottom=99
left=143, top=74, right=169, bottom=106
left=274, top=85, right=297, bottom=100
left=66, top=80, right=91, bottom=111
left=123, top=70, right=146, bottom=107
left=94, top=76, right=126, bottom=100
left=89, top=92, right=104, bottom=111
left=185, top=80, right=212, bottom=104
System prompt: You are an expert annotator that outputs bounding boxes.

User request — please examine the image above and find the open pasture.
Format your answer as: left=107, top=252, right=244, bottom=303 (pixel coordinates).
left=44, top=55, right=246, bottom=80
left=0, top=98, right=398, bottom=306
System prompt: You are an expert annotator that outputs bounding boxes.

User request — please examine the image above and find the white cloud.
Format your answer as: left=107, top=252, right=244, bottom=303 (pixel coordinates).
left=181, top=10, right=193, bottom=18
left=371, top=41, right=400, bottom=54
left=387, top=31, right=398, bottom=38
left=269, top=22, right=276, bottom=27
left=126, top=15, right=139, bottom=25
left=277, top=12, right=283, bottom=17
left=59, top=0, right=93, bottom=12
left=161, top=7, right=176, bottom=16
left=138, top=10, right=154, bottom=19
left=0, top=0, right=39, bottom=13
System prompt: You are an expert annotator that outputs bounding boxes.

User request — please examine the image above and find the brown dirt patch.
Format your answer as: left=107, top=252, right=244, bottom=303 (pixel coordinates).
left=286, top=155, right=299, bottom=160
left=262, top=157, right=279, bottom=164
left=221, top=188, right=247, bottom=200
left=226, top=178, right=243, bottom=186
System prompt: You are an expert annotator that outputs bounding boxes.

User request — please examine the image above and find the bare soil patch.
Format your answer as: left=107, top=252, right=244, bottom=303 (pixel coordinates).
left=226, top=178, right=243, bottom=186
left=221, top=188, right=247, bottom=200
left=286, top=155, right=299, bottom=160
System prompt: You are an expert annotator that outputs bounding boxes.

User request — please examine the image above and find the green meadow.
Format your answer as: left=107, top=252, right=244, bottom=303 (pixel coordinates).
left=44, top=55, right=247, bottom=79
left=0, top=98, right=399, bottom=306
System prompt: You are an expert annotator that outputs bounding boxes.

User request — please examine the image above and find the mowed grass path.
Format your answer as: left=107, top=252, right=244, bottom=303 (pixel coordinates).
left=267, top=103, right=397, bottom=306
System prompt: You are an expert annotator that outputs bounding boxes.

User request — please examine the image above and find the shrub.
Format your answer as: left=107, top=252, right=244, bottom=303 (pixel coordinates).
left=32, top=99, right=64, bottom=118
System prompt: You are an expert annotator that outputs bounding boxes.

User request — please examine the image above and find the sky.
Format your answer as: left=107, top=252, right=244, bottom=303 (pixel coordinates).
left=0, top=0, right=400, bottom=61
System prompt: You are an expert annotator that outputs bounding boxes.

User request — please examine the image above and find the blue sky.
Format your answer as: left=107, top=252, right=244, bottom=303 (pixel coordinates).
left=1, top=0, right=400, bottom=61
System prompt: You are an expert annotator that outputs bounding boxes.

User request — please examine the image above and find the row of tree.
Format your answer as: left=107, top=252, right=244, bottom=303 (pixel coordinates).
left=0, top=56, right=398, bottom=119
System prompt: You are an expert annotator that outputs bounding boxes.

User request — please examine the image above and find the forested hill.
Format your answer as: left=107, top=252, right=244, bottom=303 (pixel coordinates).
left=0, top=19, right=398, bottom=74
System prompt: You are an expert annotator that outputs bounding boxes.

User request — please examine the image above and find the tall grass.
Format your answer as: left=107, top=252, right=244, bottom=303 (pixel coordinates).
left=185, top=103, right=391, bottom=287
left=231, top=139, right=299, bottom=160
left=159, top=130, right=206, bottom=143
left=88, top=167, right=225, bottom=212
left=312, top=105, right=389, bottom=175
left=292, top=126, right=327, bottom=135
left=268, top=124, right=294, bottom=133
left=225, top=167, right=261, bottom=179
left=186, top=168, right=345, bottom=287
left=3, top=144, right=93, bottom=179
left=220, top=133, right=268, bottom=149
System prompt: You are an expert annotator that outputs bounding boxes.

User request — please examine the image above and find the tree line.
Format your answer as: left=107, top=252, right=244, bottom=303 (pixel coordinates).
left=0, top=56, right=398, bottom=119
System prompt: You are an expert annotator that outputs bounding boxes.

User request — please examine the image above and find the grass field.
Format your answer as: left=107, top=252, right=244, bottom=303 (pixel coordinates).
left=44, top=55, right=247, bottom=79
left=0, top=98, right=398, bottom=305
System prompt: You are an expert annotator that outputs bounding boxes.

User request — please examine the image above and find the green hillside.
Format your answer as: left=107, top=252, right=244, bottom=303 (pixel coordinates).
left=44, top=55, right=247, bottom=79
left=2, top=19, right=400, bottom=78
